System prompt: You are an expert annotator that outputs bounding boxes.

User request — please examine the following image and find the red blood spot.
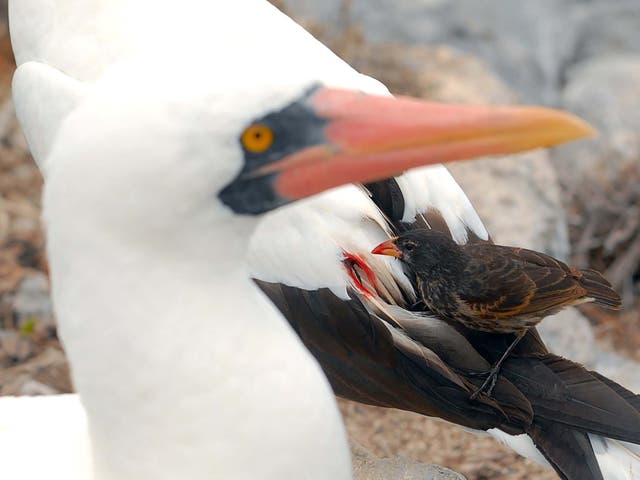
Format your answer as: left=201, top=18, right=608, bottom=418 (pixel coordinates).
left=342, top=251, right=380, bottom=297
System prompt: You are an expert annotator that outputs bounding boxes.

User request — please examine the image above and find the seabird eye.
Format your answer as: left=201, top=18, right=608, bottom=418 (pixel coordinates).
left=241, top=124, right=274, bottom=153
left=405, top=242, right=416, bottom=252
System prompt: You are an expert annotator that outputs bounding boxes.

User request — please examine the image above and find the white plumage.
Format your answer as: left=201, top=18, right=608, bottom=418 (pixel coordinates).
left=8, top=0, right=380, bottom=478
left=0, top=395, right=90, bottom=479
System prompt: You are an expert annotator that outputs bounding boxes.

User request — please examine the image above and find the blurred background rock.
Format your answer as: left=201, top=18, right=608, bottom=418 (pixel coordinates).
left=0, top=2, right=639, bottom=479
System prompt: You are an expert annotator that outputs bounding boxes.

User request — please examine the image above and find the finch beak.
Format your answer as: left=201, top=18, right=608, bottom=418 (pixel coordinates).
left=371, top=239, right=402, bottom=258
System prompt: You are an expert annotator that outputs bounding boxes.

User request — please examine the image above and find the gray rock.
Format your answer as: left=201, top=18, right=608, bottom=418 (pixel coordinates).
left=553, top=54, right=640, bottom=190
left=535, top=309, right=640, bottom=410
left=283, top=0, right=640, bottom=106
left=537, top=308, right=596, bottom=365
left=12, top=272, right=54, bottom=328
left=351, top=441, right=466, bottom=480
left=591, top=350, right=640, bottom=393
left=570, top=1, right=640, bottom=63
left=19, top=379, right=60, bottom=396
left=449, top=151, right=570, bottom=260
left=282, top=0, right=579, bottom=104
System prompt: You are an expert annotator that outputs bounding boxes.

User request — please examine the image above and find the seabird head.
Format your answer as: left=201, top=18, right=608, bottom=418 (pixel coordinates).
left=17, top=0, right=596, bottom=237
left=43, top=59, right=595, bottom=246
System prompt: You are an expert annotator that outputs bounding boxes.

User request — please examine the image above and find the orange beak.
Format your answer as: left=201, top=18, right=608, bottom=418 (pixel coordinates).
left=271, top=87, right=596, bottom=201
left=371, top=239, right=402, bottom=258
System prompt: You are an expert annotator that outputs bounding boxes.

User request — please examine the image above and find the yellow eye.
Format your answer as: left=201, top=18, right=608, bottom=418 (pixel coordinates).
left=241, top=124, right=274, bottom=153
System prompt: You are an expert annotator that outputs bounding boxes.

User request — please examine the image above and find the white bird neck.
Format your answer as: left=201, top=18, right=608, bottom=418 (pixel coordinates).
left=46, top=209, right=351, bottom=480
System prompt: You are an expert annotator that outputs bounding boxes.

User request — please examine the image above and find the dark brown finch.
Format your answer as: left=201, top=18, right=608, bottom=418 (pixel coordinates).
left=372, top=229, right=622, bottom=399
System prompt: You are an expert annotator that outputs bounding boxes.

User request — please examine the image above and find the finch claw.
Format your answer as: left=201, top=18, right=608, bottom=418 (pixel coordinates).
left=469, top=366, right=501, bottom=401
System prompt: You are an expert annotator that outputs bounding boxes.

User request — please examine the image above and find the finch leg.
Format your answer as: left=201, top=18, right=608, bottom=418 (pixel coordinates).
left=469, top=330, right=527, bottom=401
left=409, top=299, right=426, bottom=310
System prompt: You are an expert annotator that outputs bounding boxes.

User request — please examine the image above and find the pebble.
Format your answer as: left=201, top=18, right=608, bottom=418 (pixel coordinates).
left=351, top=440, right=467, bottom=480
left=12, top=272, right=54, bottom=329
left=0, top=330, right=33, bottom=363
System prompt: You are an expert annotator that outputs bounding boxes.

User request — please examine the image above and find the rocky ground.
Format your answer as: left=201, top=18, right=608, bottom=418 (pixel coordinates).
left=2, top=2, right=640, bottom=479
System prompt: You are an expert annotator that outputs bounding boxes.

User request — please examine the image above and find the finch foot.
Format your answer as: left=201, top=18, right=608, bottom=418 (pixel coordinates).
left=468, top=366, right=501, bottom=400
left=467, top=330, right=528, bottom=401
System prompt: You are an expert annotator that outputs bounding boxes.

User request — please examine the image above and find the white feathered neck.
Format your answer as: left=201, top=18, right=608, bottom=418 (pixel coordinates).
left=44, top=145, right=351, bottom=480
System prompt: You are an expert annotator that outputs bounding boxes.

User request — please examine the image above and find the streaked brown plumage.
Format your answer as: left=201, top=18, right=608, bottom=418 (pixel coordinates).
left=372, top=229, right=622, bottom=398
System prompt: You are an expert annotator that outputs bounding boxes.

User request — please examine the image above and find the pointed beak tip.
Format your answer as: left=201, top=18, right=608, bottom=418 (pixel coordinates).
left=371, top=240, right=401, bottom=258
left=558, top=111, right=598, bottom=141
left=521, top=106, right=598, bottom=146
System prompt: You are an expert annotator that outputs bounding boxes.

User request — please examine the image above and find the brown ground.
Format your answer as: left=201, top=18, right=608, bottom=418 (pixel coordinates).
left=1, top=11, right=639, bottom=480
